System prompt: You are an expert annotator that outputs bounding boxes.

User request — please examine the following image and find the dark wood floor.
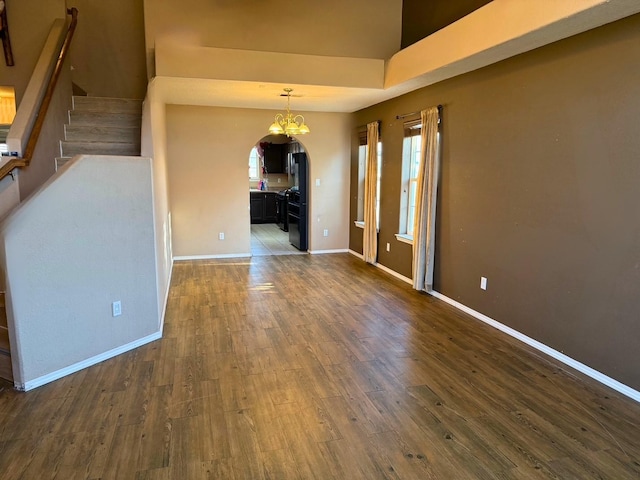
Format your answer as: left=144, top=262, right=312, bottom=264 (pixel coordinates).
left=1, top=253, right=639, bottom=479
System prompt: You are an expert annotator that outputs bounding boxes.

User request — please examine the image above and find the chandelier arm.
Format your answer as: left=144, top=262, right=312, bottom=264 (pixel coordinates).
left=267, top=88, right=310, bottom=135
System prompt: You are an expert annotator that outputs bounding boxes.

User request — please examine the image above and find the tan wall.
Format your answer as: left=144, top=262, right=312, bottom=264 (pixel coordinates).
left=0, top=0, right=66, bottom=105
left=66, top=0, right=147, bottom=98
left=351, top=13, right=640, bottom=390
left=141, top=82, right=172, bottom=323
left=166, top=105, right=350, bottom=257
left=18, top=56, right=72, bottom=201
left=0, top=155, right=159, bottom=388
left=144, top=0, right=402, bottom=77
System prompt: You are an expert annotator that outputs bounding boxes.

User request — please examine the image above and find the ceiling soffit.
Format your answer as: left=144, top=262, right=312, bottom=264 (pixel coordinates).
left=154, top=0, right=640, bottom=113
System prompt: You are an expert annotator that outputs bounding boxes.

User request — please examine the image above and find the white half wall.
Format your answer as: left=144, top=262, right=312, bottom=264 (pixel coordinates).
left=141, top=88, right=172, bottom=327
left=0, top=155, right=159, bottom=388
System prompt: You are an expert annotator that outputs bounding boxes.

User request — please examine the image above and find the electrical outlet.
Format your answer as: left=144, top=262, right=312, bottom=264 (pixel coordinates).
left=323, top=229, right=328, bottom=237
left=480, top=277, right=488, bottom=290
left=315, top=178, right=321, bottom=187
left=112, top=301, right=122, bottom=317
left=386, top=242, right=390, bottom=252
left=219, top=232, right=225, bottom=240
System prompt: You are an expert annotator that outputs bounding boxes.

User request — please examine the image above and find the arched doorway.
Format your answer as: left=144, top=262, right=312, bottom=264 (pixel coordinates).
left=248, top=134, right=309, bottom=256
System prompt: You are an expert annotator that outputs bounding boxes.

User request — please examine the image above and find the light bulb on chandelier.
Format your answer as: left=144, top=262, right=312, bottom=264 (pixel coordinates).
left=268, top=88, right=310, bottom=136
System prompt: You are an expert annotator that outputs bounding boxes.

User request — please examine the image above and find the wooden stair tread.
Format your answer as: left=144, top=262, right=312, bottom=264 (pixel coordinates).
left=68, top=111, right=142, bottom=128
left=72, top=96, right=142, bottom=114
left=0, top=326, right=9, bottom=352
left=0, top=352, right=13, bottom=382
left=60, top=141, right=141, bottom=157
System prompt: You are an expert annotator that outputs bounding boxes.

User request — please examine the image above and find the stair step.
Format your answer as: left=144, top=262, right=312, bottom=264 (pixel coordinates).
left=61, top=141, right=140, bottom=157
left=0, top=327, right=9, bottom=352
left=0, top=350, right=12, bottom=382
left=65, top=125, right=141, bottom=143
left=69, top=111, right=141, bottom=128
left=72, top=96, right=142, bottom=114
left=55, top=157, right=72, bottom=170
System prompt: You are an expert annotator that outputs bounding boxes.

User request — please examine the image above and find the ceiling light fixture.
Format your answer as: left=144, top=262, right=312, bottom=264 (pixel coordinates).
left=268, top=88, right=310, bottom=136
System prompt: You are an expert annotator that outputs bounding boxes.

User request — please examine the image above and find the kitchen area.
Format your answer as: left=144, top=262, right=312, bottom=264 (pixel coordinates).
left=249, top=135, right=308, bottom=255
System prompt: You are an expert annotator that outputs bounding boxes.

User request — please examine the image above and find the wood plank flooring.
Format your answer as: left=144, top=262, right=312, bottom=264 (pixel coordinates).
left=1, top=253, right=639, bottom=479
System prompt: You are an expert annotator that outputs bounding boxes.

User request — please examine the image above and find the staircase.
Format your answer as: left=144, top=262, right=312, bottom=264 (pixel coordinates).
left=56, top=96, right=142, bottom=170
left=0, top=292, right=11, bottom=382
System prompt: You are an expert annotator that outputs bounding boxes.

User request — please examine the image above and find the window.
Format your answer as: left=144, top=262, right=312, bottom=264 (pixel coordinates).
left=397, top=120, right=421, bottom=242
left=248, top=146, right=260, bottom=180
left=355, top=134, right=382, bottom=229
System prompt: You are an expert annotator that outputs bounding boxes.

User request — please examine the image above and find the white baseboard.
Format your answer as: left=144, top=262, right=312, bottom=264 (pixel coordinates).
left=17, top=331, right=162, bottom=392
left=159, top=259, right=174, bottom=334
left=429, top=291, right=640, bottom=403
left=173, top=253, right=251, bottom=261
left=376, top=263, right=412, bottom=285
left=309, top=249, right=349, bottom=255
left=348, top=250, right=413, bottom=285
left=347, top=249, right=640, bottom=403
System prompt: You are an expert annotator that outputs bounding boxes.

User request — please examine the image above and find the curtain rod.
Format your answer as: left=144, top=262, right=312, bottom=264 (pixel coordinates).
left=396, top=104, right=443, bottom=120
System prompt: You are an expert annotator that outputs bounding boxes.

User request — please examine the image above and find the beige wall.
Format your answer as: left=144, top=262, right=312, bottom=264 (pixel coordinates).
left=144, top=0, right=402, bottom=77
left=141, top=82, right=172, bottom=323
left=0, top=0, right=66, bottom=105
left=166, top=105, right=350, bottom=257
left=17, top=56, right=72, bottom=201
left=66, top=0, right=147, bottom=98
left=0, top=155, right=159, bottom=388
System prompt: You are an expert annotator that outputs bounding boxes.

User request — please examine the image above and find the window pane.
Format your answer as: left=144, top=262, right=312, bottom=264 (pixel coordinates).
left=248, top=147, right=259, bottom=179
left=408, top=178, right=417, bottom=235
left=376, top=141, right=382, bottom=229
left=406, top=131, right=421, bottom=236
left=357, top=145, right=366, bottom=221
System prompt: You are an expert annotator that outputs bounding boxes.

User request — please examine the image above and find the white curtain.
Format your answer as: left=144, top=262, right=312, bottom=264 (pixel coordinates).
left=362, top=121, right=379, bottom=264
left=412, top=106, right=441, bottom=291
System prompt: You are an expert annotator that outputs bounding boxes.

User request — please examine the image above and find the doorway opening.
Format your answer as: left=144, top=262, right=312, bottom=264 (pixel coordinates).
left=248, top=134, right=309, bottom=256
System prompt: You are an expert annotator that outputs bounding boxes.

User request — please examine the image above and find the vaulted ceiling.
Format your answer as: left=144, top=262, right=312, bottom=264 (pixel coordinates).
left=149, top=0, right=640, bottom=113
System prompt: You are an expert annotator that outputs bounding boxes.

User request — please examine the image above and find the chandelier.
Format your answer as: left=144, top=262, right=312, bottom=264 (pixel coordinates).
left=268, top=88, right=310, bottom=136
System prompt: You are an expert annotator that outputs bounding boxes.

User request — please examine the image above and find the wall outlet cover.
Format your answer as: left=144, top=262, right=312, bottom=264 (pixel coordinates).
left=112, top=301, right=122, bottom=317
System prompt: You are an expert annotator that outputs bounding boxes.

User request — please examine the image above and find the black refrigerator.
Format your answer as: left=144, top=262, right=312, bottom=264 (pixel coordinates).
left=288, top=152, right=308, bottom=250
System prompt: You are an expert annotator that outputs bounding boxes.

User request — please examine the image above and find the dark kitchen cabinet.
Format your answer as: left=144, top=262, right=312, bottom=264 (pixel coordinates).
left=250, top=191, right=277, bottom=224
left=264, top=143, right=286, bottom=174
left=264, top=192, right=277, bottom=221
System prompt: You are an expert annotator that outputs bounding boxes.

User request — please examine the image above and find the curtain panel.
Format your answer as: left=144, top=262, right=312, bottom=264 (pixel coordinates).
left=362, top=121, right=379, bottom=264
left=412, top=106, right=441, bottom=291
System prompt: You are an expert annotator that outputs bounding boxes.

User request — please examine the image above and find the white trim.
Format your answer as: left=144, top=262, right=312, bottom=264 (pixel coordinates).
left=348, top=249, right=413, bottom=284
left=430, top=291, right=640, bottom=403
left=348, top=249, right=364, bottom=259
left=395, top=233, right=413, bottom=245
left=309, top=249, right=349, bottom=255
left=159, top=259, right=174, bottom=334
left=376, top=263, right=413, bottom=284
left=354, top=221, right=364, bottom=229
left=346, top=252, right=640, bottom=403
left=173, top=253, right=252, bottom=261
left=16, top=331, right=162, bottom=392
